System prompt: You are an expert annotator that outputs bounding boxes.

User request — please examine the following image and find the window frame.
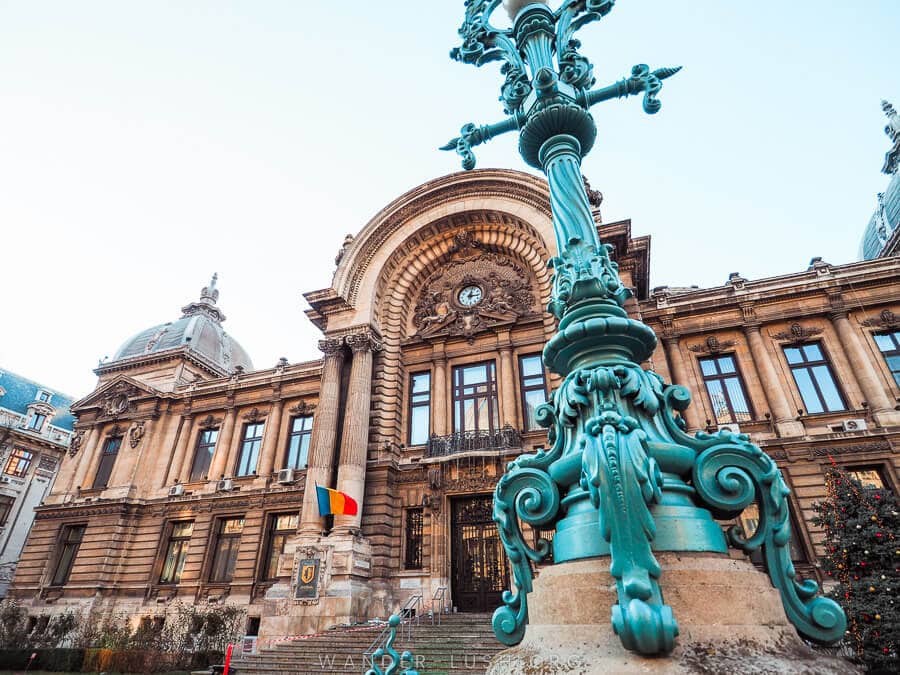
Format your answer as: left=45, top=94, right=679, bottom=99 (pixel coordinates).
left=0, top=495, right=14, bottom=526
left=518, top=354, right=548, bottom=432
left=696, top=353, right=755, bottom=425
left=260, top=512, right=299, bottom=581
left=844, top=464, right=894, bottom=492
left=189, top=428, right=219, bottom=482
left=208, top=517, right=245, bottom=584
left=782, top=341, right=848, bottom=414
left=235, top=422, right=264, bottom=477
left=284, top=416, right=313, bottom=471
left=452, top=360, right=499, bottom=434
left=4, top=448, right=34, bottom=478
left=403, top=507, right=424, bottom=571
left=50, top=523, right=86, bottom=587
left=37, top=391, right=51, bottom=404
left=872, top=329, right=900, bottom=389
left=92, top=435, right=122, bottom=489
left=27, top=412, right=47, bottom=432
left=407, top=371, right=432, bottom=447
left=158, top=521, right=194, bottom=585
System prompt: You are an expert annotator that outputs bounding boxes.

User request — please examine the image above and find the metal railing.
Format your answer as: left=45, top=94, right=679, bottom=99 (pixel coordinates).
left=363, top=594, right=422, bottom=665
left=425, top=424, right=522, bottom=458
left=429, top=586, right=449, bottom=626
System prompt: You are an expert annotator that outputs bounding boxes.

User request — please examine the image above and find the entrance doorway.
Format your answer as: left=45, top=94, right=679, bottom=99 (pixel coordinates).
left=451, top=495, right=509, bottom=612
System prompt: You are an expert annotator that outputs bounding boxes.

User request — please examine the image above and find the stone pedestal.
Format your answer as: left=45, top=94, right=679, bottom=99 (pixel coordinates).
left=487, top=554, right=859, bottom=674
left=259, top=532, right=376, bottom=640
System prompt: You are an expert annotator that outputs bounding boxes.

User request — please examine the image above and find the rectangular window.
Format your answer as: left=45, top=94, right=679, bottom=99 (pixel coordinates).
left=92, top=436, right=122, bottom=489
left=235, top=423, right=264, bottom=477
left=519, top=354, right=548, bottom=431
left=51, top=524, right=86, bottom=586
left=159, top=521, right=194, bottom=584
left=209, top=517, right=244, bottom=583
left=0, top=495, right=14, bottom=526
left=408, top=372, right=431, bottom=446
left=452, top=362, right=499, bottom=434
left=873, top=330, right=900, bottom=388
left=846, top=466, right=889, bottom=491
left=262, top=513, right=299, bottom=580
left=27, top=413, right=46, bottom=431
left=190, top=429, right=219, bottom=482
left=285, top=417, right=313, bottom=470
left=739, top=503, right=806, bottom=563
left=698, top=354, right=753, bottom=424
left=404, top=507, right=424, bottom=570
left=4, top=448, right=34, bottom=477
left=38, top=391, right=51, bottom=403
left=783, top=343, right=846, bottom=414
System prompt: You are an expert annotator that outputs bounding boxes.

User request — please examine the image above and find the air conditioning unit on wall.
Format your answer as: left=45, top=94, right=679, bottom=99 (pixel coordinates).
left=277, top=469, right=294, bottom=484
left=168, top=484, right=185, bottom=497
left=216, top=478, right=234, bottom=492
left=717, top=423, right=741, bottom=434
left=831, top=418, right=867, bottom=433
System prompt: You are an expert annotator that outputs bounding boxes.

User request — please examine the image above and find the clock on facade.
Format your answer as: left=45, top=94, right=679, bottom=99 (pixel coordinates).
left=458, top=285, right=483, bottom=307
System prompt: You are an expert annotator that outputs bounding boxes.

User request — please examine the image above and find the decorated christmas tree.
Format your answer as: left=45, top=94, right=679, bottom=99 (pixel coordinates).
left=813, top=467, right=898, bottom=672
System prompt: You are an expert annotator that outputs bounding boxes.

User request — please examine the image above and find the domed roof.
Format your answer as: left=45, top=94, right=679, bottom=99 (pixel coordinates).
left=860, top=100, right=900, bottom=260
left=859, top=167, right=900, bottom=261
left=111, top=275, right=253, bottom=374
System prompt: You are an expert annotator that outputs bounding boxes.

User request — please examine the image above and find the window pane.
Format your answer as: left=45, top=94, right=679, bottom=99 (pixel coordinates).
left=461, top=365, right=488, bottom=384
left=704, top=380, right=730, bottom=424
left=792, top=368, right=823, bottom=414
left=404, top=508, right=424, bottom=570
left=172, top=522, right=194, bottom=538
left=274, top=514, right=299, bottom=530
left=523, top=390, right=546, bottom=431
left=801, top=343, right=823, bottom=361
left=699, top=359, right=717, bottom=376
left=810, top=365, right=845, bottom=412
left=411, top=372, right=430, bottom=394
left=723, top=377, right=752, bottom=422
left=222, top=518, right=244, bottom=534
left=849, top=469, right=885, bottom=489
left=521, top=355, right=543, bottom=377
left=717, top=356, right=736, bottom=374
left=784, top=347, right=803, bottom=364
left=410, top=406, right=430, bottom=445
left=874, top=334, right=895, bottom=352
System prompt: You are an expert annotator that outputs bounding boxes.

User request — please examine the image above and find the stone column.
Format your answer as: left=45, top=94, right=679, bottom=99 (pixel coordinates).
left=743, top=324, right=805, bottom=437
left=58, top=427, right=94, bottom=496
left=258, top=400, right=285, bottom=477
left=498, top=344, right=518, bottom=428
left=72, top=423, right=105, bottom=491
left=661, top=336, right=704, bottom=431
left=334, top=332, right=380, bottom=533
left=431, top=343, right=448, bottom=437
left=829, top=310, right=900, bottom=426
left=209, top=407, right=237, bottom=480
left=167, top=414, right=194, bottom=485
left=299, top=338, right=346, bottom=537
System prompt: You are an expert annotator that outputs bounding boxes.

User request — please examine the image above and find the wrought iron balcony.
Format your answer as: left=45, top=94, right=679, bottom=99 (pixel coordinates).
left=425, top=425, right=522, bottom=459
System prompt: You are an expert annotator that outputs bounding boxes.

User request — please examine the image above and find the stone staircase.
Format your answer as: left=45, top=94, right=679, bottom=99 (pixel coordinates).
left=229, top=613, right=503, bottom=675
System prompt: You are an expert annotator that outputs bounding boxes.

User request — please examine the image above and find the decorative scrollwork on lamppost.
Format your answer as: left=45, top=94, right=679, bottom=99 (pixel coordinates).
left=442, top=0, right=846, bottom=657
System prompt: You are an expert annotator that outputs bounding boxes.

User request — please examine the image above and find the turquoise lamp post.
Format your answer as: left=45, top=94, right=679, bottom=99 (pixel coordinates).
left=442, top=0, right=846, bottom=657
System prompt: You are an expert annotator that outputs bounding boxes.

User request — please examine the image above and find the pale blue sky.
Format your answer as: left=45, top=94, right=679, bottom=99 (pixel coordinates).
left=1, top=1, right=898, bottom=397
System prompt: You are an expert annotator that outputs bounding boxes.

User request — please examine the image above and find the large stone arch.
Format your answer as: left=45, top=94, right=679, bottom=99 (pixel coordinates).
left=319, top=169, right=556, bottom=333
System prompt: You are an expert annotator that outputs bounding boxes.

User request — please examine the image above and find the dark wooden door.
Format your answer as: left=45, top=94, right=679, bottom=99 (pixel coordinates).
left=451, top=496, right=509, bottom=613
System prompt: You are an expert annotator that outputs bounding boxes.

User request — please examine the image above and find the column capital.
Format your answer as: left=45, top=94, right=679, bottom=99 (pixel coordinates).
left=346, top=331, right=382, bottom=354
left=827, top=309, right=850, bottom=322
left=742, top=322, right=762, bottom=335
left=318, top=337, right=345, bottom=357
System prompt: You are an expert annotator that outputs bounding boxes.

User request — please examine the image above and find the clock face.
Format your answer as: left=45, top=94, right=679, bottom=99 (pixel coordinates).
left=458, top=285, right=483, bottom=307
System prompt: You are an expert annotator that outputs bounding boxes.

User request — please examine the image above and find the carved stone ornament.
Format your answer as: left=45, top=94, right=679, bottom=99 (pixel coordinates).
left=198, top=414, right=223, bottom=430
left=108, top=424, right=124, bottom=438
left=582, top=174, right=603, bottom=208
left=288, top=400, right=317, bottom=416
left=346, top=332, right=382, bottom=353
left=243, top=407, right=266, bottom=422
left=860, top=309, right=899, bottom=330
left=102, top=393, right=129, bottom=417
left=770, top=323, right=824, bottom=343
left=411, top=232, right=537, bottom=340
left=128, top=421, right=145, bottom=449
left=687, top=336, right=736, bottom=354
left=69, top=431, right=85, bottom=457
left=318, top=337, right=344, bottom=357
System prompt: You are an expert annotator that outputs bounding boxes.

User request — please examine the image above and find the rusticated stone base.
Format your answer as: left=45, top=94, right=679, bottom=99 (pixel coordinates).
left=487, top=553, right=859, bottom=674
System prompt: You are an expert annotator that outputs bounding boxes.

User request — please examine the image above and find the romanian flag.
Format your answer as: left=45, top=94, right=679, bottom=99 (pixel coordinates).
left=316, top=485, right=358, bottom=517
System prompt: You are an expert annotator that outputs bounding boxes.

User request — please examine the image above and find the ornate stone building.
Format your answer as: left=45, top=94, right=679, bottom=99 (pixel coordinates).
left=0, top=369, right=73, bottom=597
left=8, top=168, right=900, bottom=645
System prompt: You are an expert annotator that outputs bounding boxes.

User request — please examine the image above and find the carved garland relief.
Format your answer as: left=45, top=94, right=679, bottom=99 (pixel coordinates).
left=410, top=231, right=538, bottom=340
